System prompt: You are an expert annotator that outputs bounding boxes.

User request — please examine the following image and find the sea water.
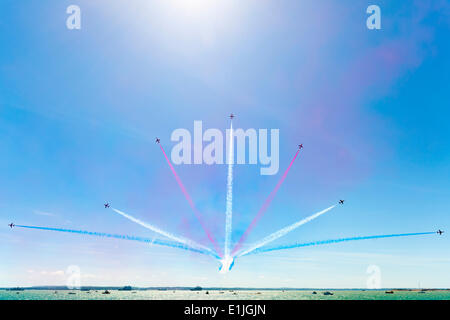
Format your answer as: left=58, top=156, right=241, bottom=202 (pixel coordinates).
left=1, top=290, right=450, bottom=300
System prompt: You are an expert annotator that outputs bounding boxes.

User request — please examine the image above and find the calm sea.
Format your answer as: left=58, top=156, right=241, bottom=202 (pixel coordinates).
left=1, top=289, right=450, bottom=300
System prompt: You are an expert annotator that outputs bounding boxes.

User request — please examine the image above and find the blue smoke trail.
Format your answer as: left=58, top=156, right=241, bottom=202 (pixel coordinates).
left=15, top=224, right=221, bottom=259
left=247, top=232, right=436, bottom=256
left=236, top=204, right=337, bottom=257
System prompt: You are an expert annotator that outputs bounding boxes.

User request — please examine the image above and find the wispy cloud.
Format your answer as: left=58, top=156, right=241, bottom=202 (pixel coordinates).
left=26, top=269, right=65, bottom=277
left=272, top=250, right=450, bottom=268
left=33, top=210, right=57, bottom=217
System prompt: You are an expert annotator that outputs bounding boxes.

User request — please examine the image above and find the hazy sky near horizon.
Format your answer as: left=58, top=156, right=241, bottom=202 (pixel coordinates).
left=1, top=0, right=450, bottom=288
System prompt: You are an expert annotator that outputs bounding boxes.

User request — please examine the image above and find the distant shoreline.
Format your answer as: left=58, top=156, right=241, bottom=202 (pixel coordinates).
left=2, top=286, right=450, bottom=291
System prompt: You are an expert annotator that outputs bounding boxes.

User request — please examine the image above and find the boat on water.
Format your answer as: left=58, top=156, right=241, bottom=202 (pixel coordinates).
left=323, top=291, right=334, bottom=295
left=385, top=291, right=394, bottom=294
left=102, top=290, right=111, bottom=294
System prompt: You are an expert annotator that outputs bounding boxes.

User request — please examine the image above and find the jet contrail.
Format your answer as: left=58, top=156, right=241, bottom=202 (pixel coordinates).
left=232, top=148, right=302, bottom=255
left=14, top=224, right=216, bottom=257
left=224, top=121, right=234, bottom=258
left=235, top=204, right=337, bottom=257
left=159, top=143, right=222, bottom=257
left=111, top=208, right=220, bottom=259
left=247, top=231, right=437, bottom=256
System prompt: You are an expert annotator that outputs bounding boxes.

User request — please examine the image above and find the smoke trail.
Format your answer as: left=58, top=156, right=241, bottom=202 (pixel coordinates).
left=224, top=121, right=234, bottom=258
left=232, top=148, right=302, bottom=255
left=15, top=224, right=219, bottom=258
left=248, top=232, right=436, bottom=256
left=235, top=205, right=336, bottom=257
left=111, top=208, right=219, bottom=258
left=159, top=143, right=222, bottom=257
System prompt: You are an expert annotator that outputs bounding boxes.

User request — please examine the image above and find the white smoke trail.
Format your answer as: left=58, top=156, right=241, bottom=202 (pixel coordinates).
left=16, top=224, right=216, bottom=257
left=235, top=205, right=337, bottom=257
left=224, top=122, right=234, bottom=258
left=112, top=208, right=219, bottom=258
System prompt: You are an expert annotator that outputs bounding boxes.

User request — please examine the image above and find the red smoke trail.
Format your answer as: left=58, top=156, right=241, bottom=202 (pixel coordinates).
left=232, top=148, right=302, bottom=255
left=159, top=144, right=223, bottom=258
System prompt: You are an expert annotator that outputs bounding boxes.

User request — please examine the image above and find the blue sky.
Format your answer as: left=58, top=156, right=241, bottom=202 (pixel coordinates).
left=1, top=0, right=450, bottom=288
